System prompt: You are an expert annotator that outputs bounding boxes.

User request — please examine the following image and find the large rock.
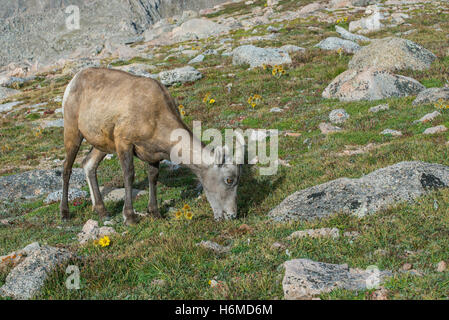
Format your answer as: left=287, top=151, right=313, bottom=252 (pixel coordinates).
left=0, top=246, right=73, bottom=300
left=269, top=161, right=449, bottom=221
left=413, top=87, right=449, bottom=105
left=44, top=189, right=88, bottom=204
left=283, top=259, right=391, bottom=299
left=315, top=37, right=361, bottom=54
left=349, top=11, right=385, bottom=34
left=158, top=66, right=203, bottom=86
left=322, top=67, right=425, bottom=102
left=0, top=169, right=85, bottom=201
left=171, top=18, right=230, bottom=42
left=335, top=26, right=371, bottom=42
left=349, top=37, right=437, bottom=72
left=232, top=45, right=292, bottom=68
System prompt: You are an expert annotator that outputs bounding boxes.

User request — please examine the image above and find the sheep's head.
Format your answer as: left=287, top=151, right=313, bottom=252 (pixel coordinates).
left=201, top=137, right=244, bottom=221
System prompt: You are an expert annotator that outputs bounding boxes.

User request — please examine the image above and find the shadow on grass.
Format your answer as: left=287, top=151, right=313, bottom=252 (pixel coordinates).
left=237, top=164, right=285, bottom=219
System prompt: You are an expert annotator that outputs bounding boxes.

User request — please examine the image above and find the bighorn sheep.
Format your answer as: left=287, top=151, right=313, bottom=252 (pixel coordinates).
left=61, top=68, right=243, bottom=225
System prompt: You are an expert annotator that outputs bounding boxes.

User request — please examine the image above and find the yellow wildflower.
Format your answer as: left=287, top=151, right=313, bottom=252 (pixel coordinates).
left=209, top=99, right=216, bottom=104
left=185, top=211, right=193, bottom=220
left=98, top=236, right=111, bottom=247
left=175, top=210, right=183, bottom=219
left=183, top=204, right=191, bottom=211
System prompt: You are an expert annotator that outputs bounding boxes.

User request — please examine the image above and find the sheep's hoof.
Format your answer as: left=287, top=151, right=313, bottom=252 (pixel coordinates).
left=147, top=208, right=162, bottom=219
left=124, top=211, right=140, bottom=226
left=94, top=205, right=110, bottom=220
left=60, top=208, right=71, bottom=220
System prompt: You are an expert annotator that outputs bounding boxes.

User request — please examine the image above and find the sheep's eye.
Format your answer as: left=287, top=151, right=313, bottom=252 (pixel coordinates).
left=225, top=178, right=234, bottom=185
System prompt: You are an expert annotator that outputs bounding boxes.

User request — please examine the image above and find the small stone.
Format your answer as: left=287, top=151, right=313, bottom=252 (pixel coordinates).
left=414, top=111, right=441, bottom=123
left=270, top=107, right=283, bottom=113
left=437, top=261, right=447, bottom=272
left=369, top=104, right=389, bottom=113
left=343, top=231, right=360, bottom=238
left=271, top=242, right=286, bottom=250
left=374, top=249, right=388, bottom=256
left=77, top=219, right=116, bottom=244
left=287, top=227, right=340, bottom=240
left=369, top=287, right=389, bottom=300
left=188, top=54, right=205, bottom=64
left=319, top=122, right=342, bottom=134
left=423, top=125, right=447, bottom=135
left=329, top=108, right=350, bottom=124
left=151, top=279, right=167, bottom=287
left=402, top=263, right=412, bottom=271
left=197, top=240, right=231, bottom=254
left=381, top=129, right=402, bottom=136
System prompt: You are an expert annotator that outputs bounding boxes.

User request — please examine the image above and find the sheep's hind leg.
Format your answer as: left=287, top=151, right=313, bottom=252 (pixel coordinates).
left=60, top=131, right=83, bottom=220
left=83, top=147, right=108, bottom=218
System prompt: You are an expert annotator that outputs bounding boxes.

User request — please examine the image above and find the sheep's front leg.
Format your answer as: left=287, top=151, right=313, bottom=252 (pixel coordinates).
left=147, top=162, right=161, bottom=218
left=117, top=144, right=139, bottom=225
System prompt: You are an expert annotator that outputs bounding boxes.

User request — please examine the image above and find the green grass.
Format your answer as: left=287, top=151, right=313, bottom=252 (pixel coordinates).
left=1, top=0, right=449, bottom=300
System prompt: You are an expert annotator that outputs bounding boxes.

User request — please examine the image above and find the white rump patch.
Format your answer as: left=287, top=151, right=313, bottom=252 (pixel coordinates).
left=62, top=71, right=81, bottom=111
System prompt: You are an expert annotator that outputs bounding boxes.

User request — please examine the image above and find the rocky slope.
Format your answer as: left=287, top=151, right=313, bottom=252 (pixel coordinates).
left=0, top=0, right=229, bottom=67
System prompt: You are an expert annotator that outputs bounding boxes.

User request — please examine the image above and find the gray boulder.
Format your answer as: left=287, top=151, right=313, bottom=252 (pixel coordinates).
left=322, top=67, right=425, bottom=102
left=0, top=246, right=73, bottom=300
left=315, top=37, right=361, bottom=54
left=171, top=18, right=230, bottom=42
left=159, top=66, right=203, bottom=86
left=44, top=189, right=88, bottom=204
left=413, top=87, right=449, bottom=106
left=283, top=259, right=391, bottom=299
left=0, top=169, right=85, bottom=201
left=269, top=161, right=449, bottom=221
left=232, top=45, right=292, bottom=68
left=335, top=26, right=371, bottom=42
left=349, top=37, right=437, bottom=72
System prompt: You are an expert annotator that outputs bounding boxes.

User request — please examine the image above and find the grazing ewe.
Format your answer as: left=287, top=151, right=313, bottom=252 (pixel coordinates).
left=61, top=68, right=243, bottom=225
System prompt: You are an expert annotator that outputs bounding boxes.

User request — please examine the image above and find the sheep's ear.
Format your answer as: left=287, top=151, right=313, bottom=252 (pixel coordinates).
left=214, top=146, right=225, bottom=166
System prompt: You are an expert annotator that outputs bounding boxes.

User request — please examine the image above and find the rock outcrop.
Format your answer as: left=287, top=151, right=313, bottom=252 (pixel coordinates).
left=322, top=67, right=425, bottom=101
left=348, top=37, right=437, bottom=72
left=0, top=245, right=73, bottom=300
left=269, top=161, right=449, bottom=221
left=283, top=259, right=391, bottom=299
left=0, top=169, right=86, bottom=201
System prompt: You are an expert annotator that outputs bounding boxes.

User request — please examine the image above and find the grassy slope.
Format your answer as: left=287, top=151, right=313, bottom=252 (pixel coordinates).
left=1, top=0, right=449, bottom=299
